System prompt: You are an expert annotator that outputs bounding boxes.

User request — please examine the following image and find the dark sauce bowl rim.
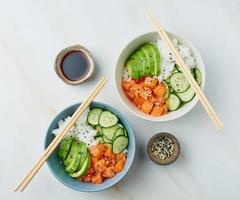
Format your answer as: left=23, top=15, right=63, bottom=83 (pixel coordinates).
left=54, top=45, right=95, bottom=85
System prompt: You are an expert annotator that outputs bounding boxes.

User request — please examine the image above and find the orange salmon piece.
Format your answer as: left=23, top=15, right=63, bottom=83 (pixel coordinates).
left=153, top=83, right=167, bottom=97
left=91, top=173, right=103, bottom=184
left=151, top=106, right=164, bottom=116
left=102, top=167, right=116, bottom=178
left=114, top=160, right=124, bottom=173
left=143, top=77, right=158, bottom=89
left=141, top=101, right=153, bottom=114
left=122, top=80, right=135, bottom=91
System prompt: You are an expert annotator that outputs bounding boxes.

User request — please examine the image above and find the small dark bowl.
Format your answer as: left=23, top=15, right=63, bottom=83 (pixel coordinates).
left=147, top=132, right=180, bottom=165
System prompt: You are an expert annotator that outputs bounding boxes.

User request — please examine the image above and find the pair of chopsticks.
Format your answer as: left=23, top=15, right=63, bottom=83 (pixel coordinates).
left=146, top=8, right=223, bottom=130
left=14, top=76, right=108, bottom=192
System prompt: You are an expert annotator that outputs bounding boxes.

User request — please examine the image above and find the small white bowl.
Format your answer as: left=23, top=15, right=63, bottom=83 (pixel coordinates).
left=115, top=32, right=205, bottom=122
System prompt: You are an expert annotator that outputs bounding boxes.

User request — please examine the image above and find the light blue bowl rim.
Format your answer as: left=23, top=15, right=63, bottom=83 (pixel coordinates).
left=44, top=101, right=136, bottom=192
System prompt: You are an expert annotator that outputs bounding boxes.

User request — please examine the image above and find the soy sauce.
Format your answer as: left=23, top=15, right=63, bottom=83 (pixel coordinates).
left=60, top=51, right=90, bottom=81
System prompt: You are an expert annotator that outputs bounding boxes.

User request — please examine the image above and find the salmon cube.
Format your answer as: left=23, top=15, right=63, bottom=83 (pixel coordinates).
left=122, top=80, right=135, bottom=91
left=89, top=145, right=104, bottom=158
left=125, top=91, right=135, bottom=100
left=133, top=96, right=145, bottom=106
left=153, top=83, right=166, bottom=97
left=94, top=159, right=107, bottom=173
left=143, top=77, right=158, bottom=89
left=151, top=106, right=164, bottom=116
left=141, top=101, right=153, bottom=114
left=116, top=152, right=126, bottom=163
left=114, top=160, right=124, bottom=173
left=139, top=87, right=152, bottom=100
left=105, top=146, right=116, bottom=160
left=102, top=167, right=116, bottom=178
left=91, top=173, right=103, bottom=184
left=130, top=84, right=143, bottom=96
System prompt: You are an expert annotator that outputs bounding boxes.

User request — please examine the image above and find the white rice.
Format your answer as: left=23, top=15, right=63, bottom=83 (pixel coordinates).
left=155, top=38, right=196, bottom=81
left=52, top=107, right=98, bottom=147
left=122, top=38, right=197, bottom=82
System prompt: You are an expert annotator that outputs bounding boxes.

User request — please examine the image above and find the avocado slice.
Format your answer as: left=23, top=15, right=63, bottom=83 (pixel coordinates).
left=65, top=150, right=81, bottom=173
left=76, top=143, right=88, bottom=171
left=126, top=58, right=139, bottom=79
left=58, top=138, right=73, bottom=160
left=148, top=44, right=161, bottom=76
left=131, top=51, right=145, bottom=77
left=63, top=140, right=80, bottom=167
left=141, top=44, right=156, bottom=76
left=69, top=154, right=90, bottom=178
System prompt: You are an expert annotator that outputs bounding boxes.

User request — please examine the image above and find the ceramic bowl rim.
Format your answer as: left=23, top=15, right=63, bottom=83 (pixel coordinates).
left=44, top=101, right=136, bottom=192
left=115, top=31, right=206, bottom=122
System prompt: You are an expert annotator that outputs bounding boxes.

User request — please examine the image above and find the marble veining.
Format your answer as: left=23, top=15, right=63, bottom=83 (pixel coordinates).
left=1, top=0, right=240, bottom=199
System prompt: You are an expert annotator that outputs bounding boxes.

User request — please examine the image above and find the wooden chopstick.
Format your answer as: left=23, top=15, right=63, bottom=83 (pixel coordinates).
left=14, top=76, right=108, bottom=192
left=145, top=8, right=223, bottom=130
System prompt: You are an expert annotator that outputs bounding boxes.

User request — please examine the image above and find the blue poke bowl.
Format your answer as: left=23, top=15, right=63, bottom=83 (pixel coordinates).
left=44, top=101, right=136, bottom=192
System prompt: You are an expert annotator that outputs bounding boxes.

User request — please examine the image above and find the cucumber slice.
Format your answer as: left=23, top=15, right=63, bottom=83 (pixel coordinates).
left=166, top=93, right=181, bottom=111
left=113, top=128, right=125, bottom=140
left=191, top=68, right=196, bottom=79
left=177, top=87, right=195, bottom=102
left=87, top=108, right=102, bottom=126
left=194, top=68, right=202, bottom=85
left=175, top=64, right=181, bottom=72
left=102, top=124, right=120, bottom=140
left=95, top=125, right=103, bottom=136
left=99, top=111, right=118, bottom=128
left=165, top=77, right=170, bottom=83
left=103, top=135, right=112, bottom=143
left=162, top=81, right=169, bottom=99
left=172, top=66, right=179, bottom=73
left=170, top=72, right=189, bottom=93
left=123, top=128, right=128, bottom=137
left=112, top=136, right=129, bottom=154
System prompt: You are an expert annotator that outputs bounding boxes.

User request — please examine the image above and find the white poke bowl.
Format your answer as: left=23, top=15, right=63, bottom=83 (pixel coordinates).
left=115, top=32, right=205, bottom=122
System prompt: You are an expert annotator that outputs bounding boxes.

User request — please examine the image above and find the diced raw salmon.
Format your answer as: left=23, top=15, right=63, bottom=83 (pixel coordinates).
left=141, top=101, right=153, bottom=114
left=94, top=159, right=107, bottom=173
left=152, top=97, right=164, bottom=106
left=151, top=106, right=164, bottom=116
left=122, top=80, right=135, bottom=91
left=89, top=145, right=104, bottom=158
left=114, top=160, right=124, bottom=173
left=133, top=96, right=145, bottom=106
left=143, top=77, right=158, bottom=89
left=125, top=91, right=135, bottom=100
left=130, top=84, right=143, bottom=96
left=116, top=152, right=126, bottom=163
left=102, top=167, right=116, bottom=178
left=105, top=146, right=116, bottom=160
left=153, top=83, right=166, bottom=97
left=162, top=104, right=168, bottom=115
left=139, top=87, right=152, bottom=100
left=91, top=173, right=103, bottom=184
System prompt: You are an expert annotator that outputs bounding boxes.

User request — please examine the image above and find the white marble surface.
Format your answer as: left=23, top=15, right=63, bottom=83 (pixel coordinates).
left=1, top=0, right=240, bottom=199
